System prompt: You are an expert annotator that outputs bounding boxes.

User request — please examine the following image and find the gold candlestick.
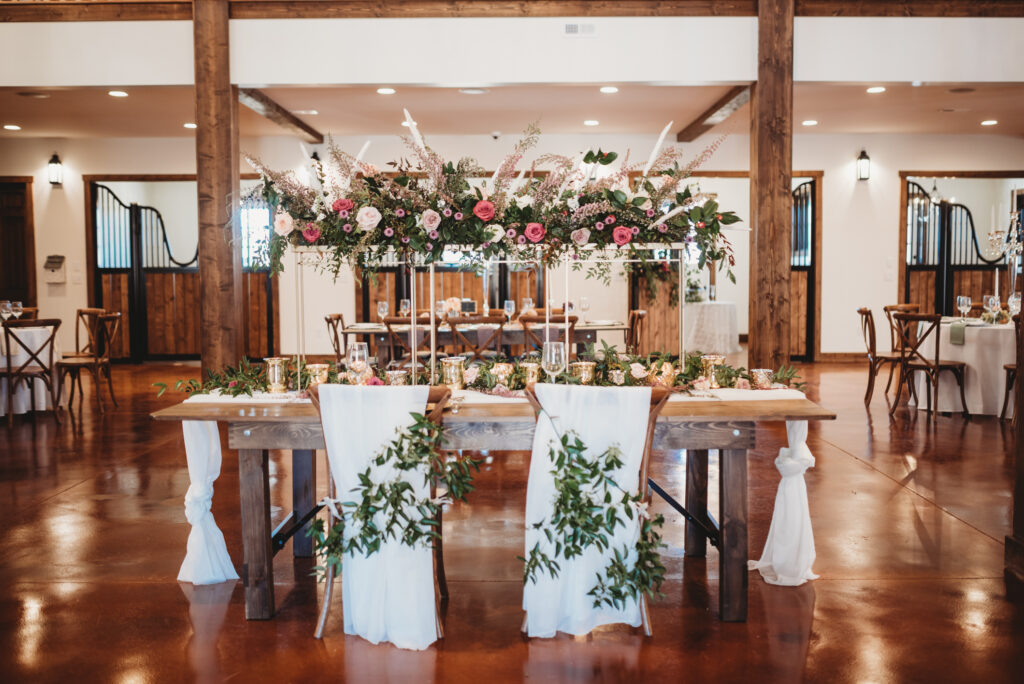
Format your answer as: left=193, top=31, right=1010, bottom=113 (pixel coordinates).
left=700, top=354, right=726, bottom=389
left=441, top=356, right=466, bottom=391
left=386, top=369, right=409, bottom=385
left=570, top=361, right=596, bottom=385
left=750, top=368, right=774, bottom=390
left=306, top=363, right=330, bottom=387
left=520, top=362, right=541, bottom=387
left=264, top=357, right=288, bottom=394
left=491, top=362, right=514, bottom=386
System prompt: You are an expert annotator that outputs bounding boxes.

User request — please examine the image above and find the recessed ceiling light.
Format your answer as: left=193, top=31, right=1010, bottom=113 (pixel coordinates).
left=583, top=120, right=599, bottom=126
left=866, top=86, right=886, bottom=94
left=801, top=119, right=818, bottom=126
left=377, top=87, right=396, bottom=95
left=183, top=122, right=197, bottom=129
left=401, top=120, right=416, bottom=127
left=108, top=90, right=128, bottom=98
left=981, top=119, right=998, bottom=126
left=3, top=124, right=21, bottom=131
left=600, top=86, right=619, bottom=94
left=459, top=88, right=488, bottom=95
left=292, top=109, right=318, bottom=115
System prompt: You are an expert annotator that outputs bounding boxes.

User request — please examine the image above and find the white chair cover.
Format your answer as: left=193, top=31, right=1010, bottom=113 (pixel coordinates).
left=748, top=420, right=819, bottom=586
left=317, top=384, right=438, bottom=651
left=178, top=420, right=239, bottom=585
left=524, top=384, right=653, bottom=638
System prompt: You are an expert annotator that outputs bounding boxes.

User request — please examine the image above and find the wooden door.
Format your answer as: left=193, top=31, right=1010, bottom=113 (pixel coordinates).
left=0, top=180, right=36, bottom=307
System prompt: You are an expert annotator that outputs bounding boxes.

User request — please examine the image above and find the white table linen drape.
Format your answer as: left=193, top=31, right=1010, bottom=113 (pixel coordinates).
left=911, top=321, right=1014, bottom=415
left=747, top=420, right=819, bottom=586
left=524, top=384, right=653, bottom=638
left=682, top=301, right=741, bottom=354
left=317, top=384, right=438, bottom=651
left=0, top=326, right=59, bottom=417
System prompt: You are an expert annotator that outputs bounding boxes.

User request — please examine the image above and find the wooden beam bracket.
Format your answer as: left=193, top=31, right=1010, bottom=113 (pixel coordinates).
left=238, top=88, right=324, bottom=144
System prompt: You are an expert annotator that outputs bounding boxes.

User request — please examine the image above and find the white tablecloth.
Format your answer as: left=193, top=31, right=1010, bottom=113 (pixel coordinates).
left=683, top=301, right=741, bottom=354
left=912, top=321, right=1015, bottom=416
left=0, top=326, right=59, bottom=417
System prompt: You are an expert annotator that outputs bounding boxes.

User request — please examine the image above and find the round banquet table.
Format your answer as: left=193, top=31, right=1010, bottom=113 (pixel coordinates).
left=683, top=301, right=741, bottom=354
left=0, top=325, right=60, bottom=417
left=911, top=320, right=1014, bottom=416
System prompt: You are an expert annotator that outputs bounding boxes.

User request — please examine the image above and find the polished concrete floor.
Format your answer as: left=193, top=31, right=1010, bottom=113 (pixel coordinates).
left=1, top=361, right=1022, bottom=683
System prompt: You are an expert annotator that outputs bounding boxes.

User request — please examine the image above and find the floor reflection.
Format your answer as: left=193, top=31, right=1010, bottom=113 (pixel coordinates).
left=343, top=633, right=438, bottom=683
left=179, top=581, right=236, bottom=684
left=524, top=630, right=643, bottom=682
left=759, top=582, right=816, bottom=682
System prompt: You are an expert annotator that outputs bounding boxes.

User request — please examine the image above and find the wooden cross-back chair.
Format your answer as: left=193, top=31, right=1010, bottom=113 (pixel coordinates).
left=307, top=384, right=452, bottom=639
left=20, top=307, right=39, bottom=321
left=2, top=318, right=62, bottom=425
left=518, top=314, right=578, bottom=355
left=882, top=304, right=919, bottom=354
left=64, top=307, right=106, bottom=360
left=382, top=315, right=443, bottom=369
left=523, top=385, right=670, bottom=636
left=446, top=314, right=506, bottom=363
left=857, top=308, right=901, bottom=406
left=627, top=309, right=647, bottom=355
left=57, top=312, right=121, bottom=413
left=1001, top=313, right=1021, bottom=421
left=890, top=312, right=969, bottom=418
left=324, top=313, right=347, bottom=365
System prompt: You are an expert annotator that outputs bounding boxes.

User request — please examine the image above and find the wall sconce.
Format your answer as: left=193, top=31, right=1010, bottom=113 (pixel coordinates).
left=856, top=150, right=870, bottom=181
left=47, top=153, right=63, bottom=185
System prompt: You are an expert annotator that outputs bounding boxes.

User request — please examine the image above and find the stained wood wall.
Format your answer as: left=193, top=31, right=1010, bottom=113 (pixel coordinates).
left=906, top=267, right=1010, bottom=313
left=790, top=270, right=808, bottom=357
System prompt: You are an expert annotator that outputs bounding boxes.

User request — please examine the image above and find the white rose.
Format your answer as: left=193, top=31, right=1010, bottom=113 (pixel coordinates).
left=486, top=224, right=505, bottom=242
left=273, top=212, right=295, bottom=236
left=514, top=195, right=534, bottom=209
left=629, top=362, right=648, bottom=380
left=567, top=196, right=580, bottom=212
left=355, top=206, right=382, bottom=231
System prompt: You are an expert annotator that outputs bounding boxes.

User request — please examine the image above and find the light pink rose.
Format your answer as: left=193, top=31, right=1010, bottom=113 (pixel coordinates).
left=570, top=228, right=591, bottom=245
left=463, top=367, right=480, bottom=385
left=692, top=377, right=711, bottom=391
left=524, top=222, right=546, bottom=243
left=356, top=206, right=382, bottom=231
left=421, top=209, right=442, bottom=231
left=273, top=212, right=295, bottom=236
left=629, top=362, right=648, bottom=380
left=736, top=378, right=751, bottom=390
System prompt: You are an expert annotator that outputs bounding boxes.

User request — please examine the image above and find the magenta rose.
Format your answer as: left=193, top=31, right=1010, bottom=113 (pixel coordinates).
left=473, top=200, right=496, bottom=222
left=332, top=198, right=354, bottom=214
left=612, top=225, right=632, bottom=246
left=524, top=222, right=546, bottom=243
left=302, top=224, right=321, bottom=242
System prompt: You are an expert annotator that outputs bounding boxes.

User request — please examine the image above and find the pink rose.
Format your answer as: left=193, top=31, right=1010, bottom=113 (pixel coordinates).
left=421, top=209, right=442, bottom=230
left=570, top=228, right=591, bottom=245
left=302, top=224, right=321, bottom=242
left=612, top=225, right=632, bottom=246
left=736, top=378, right=751, bottom=390
left=473, top=200, right=496, bottom=222
left=463, top=367, right=479, bottom=385
left=524, top=222, right=546, bottom=243
left=366, top=375, right=383, bottom=386
left=332, top=198, right=354, bottom=214
left=273, top=212, right=295, bottom=237
left=227, top=380, right=238, bottom=388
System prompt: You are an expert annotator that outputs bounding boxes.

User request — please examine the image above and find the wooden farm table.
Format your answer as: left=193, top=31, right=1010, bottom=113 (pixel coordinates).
left=152, top=394, right=834, bottom=623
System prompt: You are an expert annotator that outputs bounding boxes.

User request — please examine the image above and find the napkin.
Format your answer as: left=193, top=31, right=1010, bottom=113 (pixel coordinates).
left=949, top=320, right=966, bottom=346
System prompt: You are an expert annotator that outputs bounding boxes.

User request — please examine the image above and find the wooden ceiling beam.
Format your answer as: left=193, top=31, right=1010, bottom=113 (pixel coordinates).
left=795, top=0, right=1024, bottom=17
left=675, top=85, right=750, bottom=143
left=237, top=88, right=324, bottom=145
left=0, top=1, right=192, bottom=22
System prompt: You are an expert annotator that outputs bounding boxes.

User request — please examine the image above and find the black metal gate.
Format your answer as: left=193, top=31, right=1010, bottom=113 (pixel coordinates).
left=791, top=180, right=816, bottom=361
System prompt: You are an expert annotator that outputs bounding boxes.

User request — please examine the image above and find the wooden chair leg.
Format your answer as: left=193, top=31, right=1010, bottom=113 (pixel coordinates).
left=88, top=366, right=103, bottom=414
left=864, top=361, right=877, bottom=406
left=434, top=504, right=448, bottom=600
left=104, top=363, right=118, bottom=407
left=884, top=361, right=897, bottom=395
left=890, top=365, right=905, bottom=416
left=314, top=477, right=336, bottom=639
left=640, top=593, right=652, bottom=637
left=6, top=383, right=13, bottom=427
left=955, top=368, right=970, bottom=419
left=1001, top=368, right=1016, bottom=420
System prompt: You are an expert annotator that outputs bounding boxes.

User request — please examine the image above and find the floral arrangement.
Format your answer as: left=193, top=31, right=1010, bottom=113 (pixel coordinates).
left=981, top=308, right=1012, bottom=325
left=153, top=357, right=350, bottom=397
left=246, top=113, right=740, bottom=300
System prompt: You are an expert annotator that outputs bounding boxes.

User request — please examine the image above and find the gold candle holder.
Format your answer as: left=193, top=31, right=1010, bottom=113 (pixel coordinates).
left=520, top=362, right=541, bottom=387
left=264, top=357, right=288, bottom=394
left=651, top=361, right=677, bottom=388
left=306, top=363, right=330, bottom=387
left=386, top=369, right=409, bottom=386
left=750, top=368, right=774, bottom=390
left=609, top=369, right=626, bottom=386
left=700, top=354, right=726, bottom=390
left=491, top=362, right=514, bottom=386
left=441, top=356, right=466, bottom=391
left=570, top=361, right=596, bottom=385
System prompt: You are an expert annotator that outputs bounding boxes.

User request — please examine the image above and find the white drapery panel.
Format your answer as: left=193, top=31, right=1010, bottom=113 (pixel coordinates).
left=317, top=384, right=439, bottom=651
left=524, top=384, right=653, bottom=638
left=178, top=420, right=239, bottom=585
left=748, top=420, right=819, bottom=586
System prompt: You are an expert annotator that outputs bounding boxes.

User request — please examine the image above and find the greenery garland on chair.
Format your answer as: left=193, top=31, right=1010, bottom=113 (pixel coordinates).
left=519, top=430, right=666, bottom=610
left=309, top=412, right=479, bottom=578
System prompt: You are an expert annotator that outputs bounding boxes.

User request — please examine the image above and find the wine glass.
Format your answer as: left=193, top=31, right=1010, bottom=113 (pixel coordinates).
left=956, top=295, right=972, bottom=320
left=579, top=296, right=590, bottom=323
left=10, top=302, right=22, bottom=319
left=1009, top=293, right=1021, bottom=317
left=542, top=342, right=566, bottom=382
left=503, top=299, right=515, bottom=323
left=347, top=342, right=370, bottom=381
left=435, top=300, right=446, bottom=319
left=984, top=294, right=1000, bottom=316
left=398, top=298, right=411, bottom=317
left=521, top=297, right=534, bottom=314
left=377, top=300, right=389, bottom=321
left=0, top=301, right=10, bottom=321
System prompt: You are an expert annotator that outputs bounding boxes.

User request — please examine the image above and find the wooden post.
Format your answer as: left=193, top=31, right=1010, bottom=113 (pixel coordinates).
left=238, top=448, right=275, bottom=619
left=291, top=449, right=315, bottom=557
left=1009, top=297, right=1024, bottom=587
left=684, top=448, right=709, bottom=557
left=719, top=448, right=748, bottom=622
left=194, top=0, right=242, bottom=375
left=748, top=0, right=794, bottom=369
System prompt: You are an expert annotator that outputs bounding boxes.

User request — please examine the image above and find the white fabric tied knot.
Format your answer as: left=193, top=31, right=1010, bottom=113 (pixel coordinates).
left=748, top=420, right=819, bottom=586
left=183, top=482, right=214, bottom=525
left=320, top=496, right=345, bottom=520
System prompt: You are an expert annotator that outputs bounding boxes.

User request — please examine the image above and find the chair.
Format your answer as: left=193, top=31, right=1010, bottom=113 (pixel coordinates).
left=2, top=318, right=62, bottom=425
left=447, top=314, right=505, bottom=364
left=57, top=313, right=121, bottom=413
left=882, top=304, right=918, bottom=353
left=626, top=309, right=647, bottom=354
left=63, top=307, right=105, bottom=360
left=519, top=314, right=577, bottom=355
left=1000, top=313, right=1020, bottom=421
left=20, top=307, right=39, bottom=321
left=522, top=384, right=670, bottom=637
left=890, top=312, right=969, bottom=418
left=324, top=313, right=347, bottom=365
left=382, top=315, right=442, bottom=369
left=857, top=308, right=901, bottom=406
left=307, top=384, right=451, bottom=644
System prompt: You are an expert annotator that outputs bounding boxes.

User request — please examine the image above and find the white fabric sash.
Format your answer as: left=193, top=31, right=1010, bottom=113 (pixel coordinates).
left=178, top=420, right=239, bottom=585
left=524, top=384, right=652, bottom=638
left=317, top=384, right=438, bottom=651
left=748, top=420, right=819, bottom=586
